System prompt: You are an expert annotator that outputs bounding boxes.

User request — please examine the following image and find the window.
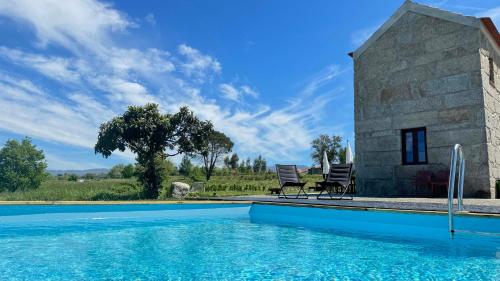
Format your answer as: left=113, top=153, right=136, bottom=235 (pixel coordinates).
left=489, top=58, right=495, bottom=84
left=401, top=127, right=427, bottom=165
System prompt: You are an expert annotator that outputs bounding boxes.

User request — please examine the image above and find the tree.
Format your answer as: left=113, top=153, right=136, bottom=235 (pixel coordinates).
left=311, top=134, right=343, bottom=169
left=238, top=160, right=246, bottom=173
left=228, top=153, right=239, bottom=170
left=223, top=156, right=230, bottom=169
left=338, top=147, right=347, bottom=164
left=0, top=137, right=47, bottom=192
left=159, top=159, right=177, bottom=176
left=191, top=130, right=233, bottom=181
left=108, top=164, right=124, bottom=179
left=245, top=158, right=251, bottom=173
left=83, top=173, right=96, bottom=180
left=178, top=155, right=193, bottom=176
left=95, top=104, right=212, bottom=198
left=121, top=164, right=135, bottom=179
left=253, top=155, right=267, bottom=173
left=68, top=174, right=79, bottom=181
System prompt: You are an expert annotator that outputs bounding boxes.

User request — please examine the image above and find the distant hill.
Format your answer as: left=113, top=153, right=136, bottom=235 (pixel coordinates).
left=47, top=168, right=110, bottom=176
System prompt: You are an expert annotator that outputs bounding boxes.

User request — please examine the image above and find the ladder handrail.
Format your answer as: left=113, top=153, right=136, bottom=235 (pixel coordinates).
left=448, top=144, right=465, bottom=233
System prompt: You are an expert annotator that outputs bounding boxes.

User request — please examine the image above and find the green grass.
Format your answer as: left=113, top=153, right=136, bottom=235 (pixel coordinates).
left=0, top=179, right=145, bottom=201
left=166, top=174, right=322, bottom=198
left=0, top=174, right=323, bottom=201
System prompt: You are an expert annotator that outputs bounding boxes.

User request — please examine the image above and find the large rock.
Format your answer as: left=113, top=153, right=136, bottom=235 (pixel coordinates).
left=171, top=182, right=190, bottom=199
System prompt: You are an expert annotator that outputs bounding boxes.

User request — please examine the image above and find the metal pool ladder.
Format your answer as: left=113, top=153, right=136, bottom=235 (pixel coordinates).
left=448, top=144, right=465, bottom=233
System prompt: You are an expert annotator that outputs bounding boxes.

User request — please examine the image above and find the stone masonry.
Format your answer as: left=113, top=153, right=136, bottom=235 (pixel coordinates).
left=352, top=1, right=500, bottom=198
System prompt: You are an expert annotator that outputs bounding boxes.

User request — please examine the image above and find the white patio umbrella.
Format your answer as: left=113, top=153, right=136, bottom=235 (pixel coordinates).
left=346, top=140, right=354, bottom=167
left=322, top=150, right=330, bottom=178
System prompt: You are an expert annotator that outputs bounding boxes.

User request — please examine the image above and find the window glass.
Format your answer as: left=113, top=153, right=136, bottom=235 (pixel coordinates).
left=402, top=127, right=427, bottom=165
left=417, top=130, right=426, bottom=162
left=405, top=132, right=413, bottom=163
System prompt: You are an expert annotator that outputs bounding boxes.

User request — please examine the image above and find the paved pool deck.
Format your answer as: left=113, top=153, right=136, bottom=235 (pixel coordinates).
left=214, top=195, right=500, bottom=215
left=0, top=197, right=498, bottom=215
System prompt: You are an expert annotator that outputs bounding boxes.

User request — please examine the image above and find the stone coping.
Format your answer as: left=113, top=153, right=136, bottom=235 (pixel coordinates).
left=0, top=197, right=498, bottom=217
left=0, top=200, right=252, bottom=205
left=212, top=196, right=500, bottom=216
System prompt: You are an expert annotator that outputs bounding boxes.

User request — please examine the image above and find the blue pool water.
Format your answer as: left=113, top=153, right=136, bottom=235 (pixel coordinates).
left=0, top=203, right=499, bottom=280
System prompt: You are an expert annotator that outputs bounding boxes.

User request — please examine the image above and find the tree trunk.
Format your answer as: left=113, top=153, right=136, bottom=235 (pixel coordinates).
left=144, top=155, right=159, bottom=199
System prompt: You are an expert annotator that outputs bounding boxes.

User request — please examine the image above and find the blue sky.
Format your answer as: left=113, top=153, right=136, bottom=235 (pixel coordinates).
left=0, top=0, right=499, bottom=170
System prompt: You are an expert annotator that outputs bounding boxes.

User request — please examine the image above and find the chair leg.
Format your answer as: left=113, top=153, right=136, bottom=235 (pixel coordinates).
left=295, top=186, right=308, bottom=199
left=331, top=185, right=353, bottom=200
left=316, top=189, right=324, bottom=199
left=277, top=186, right=288, bottom=199
left=317, top=187, right=333, bottom=199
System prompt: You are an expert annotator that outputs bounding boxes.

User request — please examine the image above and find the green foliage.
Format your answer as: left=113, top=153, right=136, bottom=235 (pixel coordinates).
left=0, top=137, right=47, bottom=192
left=186, top=174, right=323, bottom=197
left=338, top=147, right=347, bottom=164
left=0, top=173, right=324, bottom=200
left=108, top=164, right=125, bottom=179
left=121, top=164, right=135, bottom=179
left=191, top=130, right=233, bottom=181
left=83, top=173, right=96, bottom=180
left=68, top=174, right=79, bottom=181
left=189, top=166, right=205, bottom=182
left=160, top=159, right=177, bottom=176
left=0, top=179, right=144, bottom=201
left=311, top=134, right=343, bottom=168
left=95, top=104, right=212, bottom=198
left=178, top=155, right=193, bottom=176
left=252, top=155, right=267, bottom=173
left=228, top=153, right=239, bottom=170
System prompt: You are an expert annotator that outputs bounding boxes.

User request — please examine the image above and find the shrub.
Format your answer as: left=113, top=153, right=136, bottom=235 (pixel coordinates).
left=0, top=137, right=47, bottom=192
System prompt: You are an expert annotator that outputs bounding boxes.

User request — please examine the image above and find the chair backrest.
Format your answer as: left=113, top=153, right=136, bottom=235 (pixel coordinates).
left=276, top=164, right=300, bottom=187
left=325, top=163, right=353, bottom=186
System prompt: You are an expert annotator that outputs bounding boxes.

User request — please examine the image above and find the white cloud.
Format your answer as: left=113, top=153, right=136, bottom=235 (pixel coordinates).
left=145, top=13, right=156, bottom=26
left=44, top=152, right=103, bottom=170
left=350, top=22, right=382, bottom=49
left=218, top=83, right=240, bottom=101
left=300, top=64, right=345, bottom=97
left=0, top=47, right=81, bottom=83
left=0, top=0, right=132, bottom=54
left=476, top=6, right=500, bottom=25
left=106, top=78, right=158, bottom=105
left=178, top=44, right=221, bottom=81
left=240, top=85, right=259, bottom=98
left=0, top=74, right=101, bottom=148
left=0, top=0, right=348, bottom=168
left=218, top=83, right=259, bottom=102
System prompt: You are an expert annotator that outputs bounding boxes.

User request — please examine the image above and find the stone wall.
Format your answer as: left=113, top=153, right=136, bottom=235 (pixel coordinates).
left=480, top=32, right=500, bottom=199
left=354, top=11, right=492, bottom=197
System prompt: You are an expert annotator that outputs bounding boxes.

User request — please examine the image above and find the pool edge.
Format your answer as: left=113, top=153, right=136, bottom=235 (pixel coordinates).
left=251, top=201, right=500, bottom=218
left=0, top=200, right=253, bottom=205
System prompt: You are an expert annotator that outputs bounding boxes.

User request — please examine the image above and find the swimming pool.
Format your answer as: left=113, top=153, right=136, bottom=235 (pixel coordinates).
left=0, top=203, right=498, bottom=280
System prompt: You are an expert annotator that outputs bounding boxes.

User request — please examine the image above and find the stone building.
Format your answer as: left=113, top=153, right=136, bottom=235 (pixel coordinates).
left=351, top=1, right=500, bottom=198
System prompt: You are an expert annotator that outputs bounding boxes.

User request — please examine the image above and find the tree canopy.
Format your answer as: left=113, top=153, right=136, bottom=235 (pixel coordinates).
left=311, top=134, right=343, bottom=169
left=0, top=137, right=47, bottom=192
left=178, top=155, right=193, bottom=176
left=191, top=130, right=233, bottom=181
left=95, top=104, right=212, bottom=198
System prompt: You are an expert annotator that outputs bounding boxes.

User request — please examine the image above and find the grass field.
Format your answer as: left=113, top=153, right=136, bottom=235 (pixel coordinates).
left=0, top=174, right=323, bottom=201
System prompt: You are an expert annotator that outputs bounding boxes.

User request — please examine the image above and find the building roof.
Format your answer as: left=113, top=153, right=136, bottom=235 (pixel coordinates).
left=349, top=0, right=500, bottom=59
